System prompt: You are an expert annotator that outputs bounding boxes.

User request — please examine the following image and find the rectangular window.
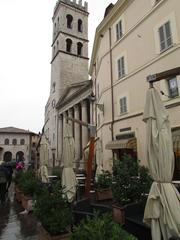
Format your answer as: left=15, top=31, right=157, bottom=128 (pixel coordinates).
left=117, top=56, right=125, bottom=79
left=168, top=77, right=179, bottom=97
left=119, top=97, right=127, bottom=114
left=116, top=20, right=123, bottom=41
left=159, top=21, right=172, bottom=52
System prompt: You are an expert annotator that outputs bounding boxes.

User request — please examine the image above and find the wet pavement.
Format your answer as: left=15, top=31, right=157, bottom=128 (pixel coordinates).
left=0, top=184, right=38, bottom=240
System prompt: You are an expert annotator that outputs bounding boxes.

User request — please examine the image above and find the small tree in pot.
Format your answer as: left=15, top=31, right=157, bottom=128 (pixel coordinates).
left=112, top=154, right=152, bottom=224
left=34, top=181, right=72, bottom=240
left=95, top=170, right=113, bottom=201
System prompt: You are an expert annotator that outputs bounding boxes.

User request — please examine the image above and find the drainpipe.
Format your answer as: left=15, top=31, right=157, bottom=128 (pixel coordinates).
left=109, top=27, right=114, bottom=141
left=94, top=63, right=97, bottom=130
left=56, top=113, right=59, bottom=165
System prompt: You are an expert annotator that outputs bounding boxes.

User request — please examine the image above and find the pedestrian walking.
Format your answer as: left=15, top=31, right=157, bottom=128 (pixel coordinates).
left=4, top=165, right=13, bottom=192
left=0, top=161, right=8, bottom=204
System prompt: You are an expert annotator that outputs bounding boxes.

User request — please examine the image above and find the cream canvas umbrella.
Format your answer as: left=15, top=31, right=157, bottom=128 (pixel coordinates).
left=143, top=87, right=180, bottom=240
left=40, top=135, right=48, bottom=166
left=38, top=165, right=49, bottom=183
left=61, top=123, right=77, bottom=203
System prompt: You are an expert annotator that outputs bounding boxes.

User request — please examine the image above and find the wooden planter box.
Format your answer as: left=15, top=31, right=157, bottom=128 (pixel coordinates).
left=38, top=224, right=70, bottom=240
left=96, top=188, right=113, bottom=201
left=112, top=203, right=125, bottom=225
left=15, top=186, right=23, bottom=203
left=21, top=195, right=33, bottom=212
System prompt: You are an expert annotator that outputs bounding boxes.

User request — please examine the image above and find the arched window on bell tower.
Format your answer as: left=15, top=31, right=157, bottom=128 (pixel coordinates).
left=66, top=38, right=72, bottom=53
left=54, top=22, right=56, bottom=37
left=57, top=40, right=59, bottom=51
left=53, top=45, right=56, bottom=52
left=66, top=14, right=73, bottom=29
left=77, top=42, right=83, bottom=56
left=78, top=19, right=83, bottom=32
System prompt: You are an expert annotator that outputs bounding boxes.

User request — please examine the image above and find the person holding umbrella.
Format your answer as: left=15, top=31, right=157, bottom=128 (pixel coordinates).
left=0, top=161, right=9, bottom=204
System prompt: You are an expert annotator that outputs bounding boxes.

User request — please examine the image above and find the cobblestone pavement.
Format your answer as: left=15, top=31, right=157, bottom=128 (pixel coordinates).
left=0, top=184, right=38, bottom=240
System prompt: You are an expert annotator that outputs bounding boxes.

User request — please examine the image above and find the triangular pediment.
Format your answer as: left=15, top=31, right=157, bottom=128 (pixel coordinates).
left=63, top=84, right=84, bottom=100
left=56, top=80, right=92, bottom=108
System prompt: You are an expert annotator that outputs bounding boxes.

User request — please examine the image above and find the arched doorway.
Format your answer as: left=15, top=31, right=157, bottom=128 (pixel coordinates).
left=3, top=151, right=12, bottom=162
left=16, top=151, right=24, bottom=162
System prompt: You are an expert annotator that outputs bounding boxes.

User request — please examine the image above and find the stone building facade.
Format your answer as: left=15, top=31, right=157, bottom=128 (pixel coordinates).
left=44, top=0, right=92, bottom=169
left=89, top=0, right=180, bottom=178
left=0, top=127, right=39, bottom=168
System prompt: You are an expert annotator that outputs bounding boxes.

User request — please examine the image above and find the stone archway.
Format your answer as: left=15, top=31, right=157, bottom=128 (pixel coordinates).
left=3, top=151, right=12, bottom=162
left=16, top=151, right=24, bottom=162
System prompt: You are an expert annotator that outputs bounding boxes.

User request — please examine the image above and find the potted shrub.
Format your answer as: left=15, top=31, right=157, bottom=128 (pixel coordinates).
left=95, top=170, right=113, bottom=201
left=17, top=170, right=40, bottom=212
left=33, top=181, right=72, bottom=240
left=112, top=154, right=152, bottom=224
left=14, top=171, right=24, bottom=202
left=51, top=166, right=62, bottom=181
left=70, top=212, right=137, bottom=240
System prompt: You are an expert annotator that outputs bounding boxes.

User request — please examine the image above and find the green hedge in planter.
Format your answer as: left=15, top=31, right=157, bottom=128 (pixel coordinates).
left=70, top=212, right=137, bottom=240
left=51, top=166, right=62, bottom=180
left=33, top=182, right=72, bottom=236
left=17, top=170, right=40, bottom=197
left=95, top=170, right=112, bottom=189
left=13, top=170, right=23, bottom=186
left=112, top=154, right=152, bottom=206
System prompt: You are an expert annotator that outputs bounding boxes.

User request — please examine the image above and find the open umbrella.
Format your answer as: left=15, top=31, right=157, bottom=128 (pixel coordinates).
left=2, top=160, right=16, bottom=169
left=143, top=87, right=180, bottom=240
left=61, top=123, right=77, bottom=203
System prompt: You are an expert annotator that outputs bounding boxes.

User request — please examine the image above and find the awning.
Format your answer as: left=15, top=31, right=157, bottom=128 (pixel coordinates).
left=105, top=138, right=136, bottom=150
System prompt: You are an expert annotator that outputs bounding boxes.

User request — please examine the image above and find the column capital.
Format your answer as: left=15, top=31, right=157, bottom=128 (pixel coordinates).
left=58, top=114, right=63, bottom=119
left=63, top=111, right=67, bottom=117
left=81, top=99, right=87, bottom=107
left=74, top=104, right=79, bottom=111
left=68, top=108, right=73, bottom=114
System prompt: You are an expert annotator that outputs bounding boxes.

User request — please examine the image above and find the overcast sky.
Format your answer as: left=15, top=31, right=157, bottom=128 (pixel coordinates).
left=0, top=0, right=116, bottom=133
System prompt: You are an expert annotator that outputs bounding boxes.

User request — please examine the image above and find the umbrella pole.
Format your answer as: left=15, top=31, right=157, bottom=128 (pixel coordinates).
left=85, top=137, right=95, bottom=198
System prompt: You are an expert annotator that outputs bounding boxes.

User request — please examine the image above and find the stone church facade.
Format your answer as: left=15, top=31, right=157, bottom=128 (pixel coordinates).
left=44, top=0, right=93, bottom=169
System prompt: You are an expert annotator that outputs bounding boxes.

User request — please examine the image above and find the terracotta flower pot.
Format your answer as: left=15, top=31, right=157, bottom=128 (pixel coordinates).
left=112, top=203, right=125, bottom=225
left=21, top=195, right=33, bottom=212
left=15, top=186, right=23, bottom=203
left=96, top=188, right=113, bottom=201
left=38, top=224, right=70, bottom=240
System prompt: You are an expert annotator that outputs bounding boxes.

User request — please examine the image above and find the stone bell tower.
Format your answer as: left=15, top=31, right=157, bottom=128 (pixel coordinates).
left=51, top=0, right=89, bottom=103
left=44, top=0, right=89, bottom=167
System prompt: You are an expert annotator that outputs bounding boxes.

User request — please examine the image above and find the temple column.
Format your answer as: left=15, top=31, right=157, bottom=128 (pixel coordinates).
left=63, top=111, right=68, bottom=137
left=68, top=108, right=74, bottom=138
left=74, top=104, right=81, bottom=168
left=57, top=114, right=63, bottom=166
left=81, top=100, right=89, bottom=150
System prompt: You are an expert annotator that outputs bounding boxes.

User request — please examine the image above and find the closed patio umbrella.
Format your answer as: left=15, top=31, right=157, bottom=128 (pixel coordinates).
left=61, top=123, right=77, bottom=203
left=40, top=135, right=48, bottom=166
left=38, top=165, right=49, bottom=183
left=143, top=87, right=180, bottom=240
